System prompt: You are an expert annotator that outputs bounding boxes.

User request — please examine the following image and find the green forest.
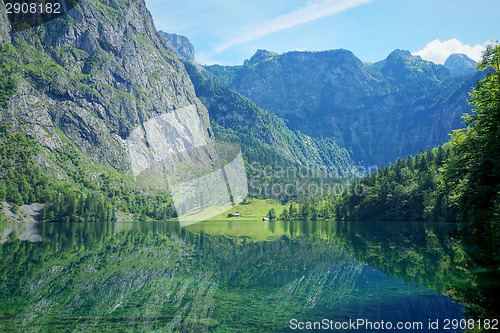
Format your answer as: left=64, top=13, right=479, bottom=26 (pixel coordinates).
left=0, top=122, right=178, bottom=222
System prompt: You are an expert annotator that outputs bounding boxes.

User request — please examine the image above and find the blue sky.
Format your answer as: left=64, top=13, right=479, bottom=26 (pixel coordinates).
left=144, top=0, right=499, bottom=66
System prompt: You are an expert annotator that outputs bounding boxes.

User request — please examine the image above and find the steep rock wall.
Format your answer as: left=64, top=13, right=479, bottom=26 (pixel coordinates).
left=0, top=0, right=213, bottom=178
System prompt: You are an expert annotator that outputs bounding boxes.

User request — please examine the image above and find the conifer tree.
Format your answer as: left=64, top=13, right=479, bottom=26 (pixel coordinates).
left=445, top=43, right=500, bottom=232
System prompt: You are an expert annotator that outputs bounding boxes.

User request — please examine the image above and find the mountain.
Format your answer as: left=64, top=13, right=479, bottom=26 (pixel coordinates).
left=0, top=0, right=213, bottom=172
left=244, top=49, right=278, bottom=66
left=0, top=0, right=485, bottom=220
left=0, top=0, right=354, bottom=223
left=183, top=61, right=354, bottom=175
left=156, top=33, right=355, bottom=175
left=205, top=49, right=478, bottom=166
left=159, top=30, right=196, bottom=63
left=444, top=53, right=477, bottom=75
left=0, top=0, right=219, bottom=220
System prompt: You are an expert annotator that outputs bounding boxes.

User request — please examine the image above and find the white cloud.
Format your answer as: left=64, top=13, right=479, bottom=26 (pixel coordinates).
left=413, top=39, right=488, bottom=64
left=214, top=0, right=373, bottom=54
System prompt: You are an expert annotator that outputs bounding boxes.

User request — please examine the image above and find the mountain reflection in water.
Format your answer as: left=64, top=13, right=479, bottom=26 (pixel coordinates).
left=0, top=220, right=498, bottom=332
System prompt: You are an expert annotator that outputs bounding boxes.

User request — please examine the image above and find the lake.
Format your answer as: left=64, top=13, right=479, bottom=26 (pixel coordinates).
left=0, top=220, right=498, bottom=332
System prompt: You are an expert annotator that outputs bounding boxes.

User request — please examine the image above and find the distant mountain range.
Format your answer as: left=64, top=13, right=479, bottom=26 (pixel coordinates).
left=204, top=49, right=480, bottom=166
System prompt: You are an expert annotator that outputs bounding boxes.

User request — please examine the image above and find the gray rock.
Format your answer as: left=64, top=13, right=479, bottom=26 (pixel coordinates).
left=0, top=0, right=214, bottom=179
left=159, top=31, right=196, bottom=62
left=0, top=2, right=10, bottom=43
left=1, top=202, right=44, bottom=223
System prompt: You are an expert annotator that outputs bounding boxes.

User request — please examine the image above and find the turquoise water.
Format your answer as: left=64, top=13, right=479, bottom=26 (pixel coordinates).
left=0, top=220, right=498, bottom=332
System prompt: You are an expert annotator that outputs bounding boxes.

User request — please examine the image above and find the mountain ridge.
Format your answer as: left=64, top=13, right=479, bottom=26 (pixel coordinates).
left=160, top=33, right=356, bottom=174
left=205, top=48, right=478, bottom=166
left=159, top=30, right=196, bottom=63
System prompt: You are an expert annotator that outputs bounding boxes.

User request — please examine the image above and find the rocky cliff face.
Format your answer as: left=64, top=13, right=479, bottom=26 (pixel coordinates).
left=0, top=2, right=9, bottom=43
left=206, top=49, right=477, bottom=166
left=0, top=0, right=213, bottom=178
left=159, top=31, right=196, bottom=63
left=228, top=49, right=375, bottom=120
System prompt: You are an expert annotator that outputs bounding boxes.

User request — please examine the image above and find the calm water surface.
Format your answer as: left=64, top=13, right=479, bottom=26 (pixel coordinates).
left=0, top=220, right=498, bottom=332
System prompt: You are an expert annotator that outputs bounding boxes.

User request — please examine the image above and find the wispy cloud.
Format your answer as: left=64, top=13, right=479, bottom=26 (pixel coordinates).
left=413, top=39, right=488, bottom=64
left=214, top=0, right=373, bottom=54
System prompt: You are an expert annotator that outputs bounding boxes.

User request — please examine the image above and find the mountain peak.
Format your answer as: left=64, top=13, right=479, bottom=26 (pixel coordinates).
left=444, top=53, right=477, bottom=75
left=388, top=49, right=413, bottom=59
left=245, top=49, right=278, bottom=66
left=159, top=31, right=196, bottom=62
left=372, top=49, right=423, bottom=70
